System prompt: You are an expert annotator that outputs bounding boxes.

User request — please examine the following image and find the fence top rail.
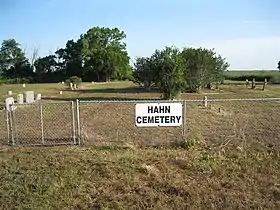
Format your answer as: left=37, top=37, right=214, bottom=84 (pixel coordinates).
left=79, top=97, right=280, bottom=103
left=10, top=101, right=72, bottom=107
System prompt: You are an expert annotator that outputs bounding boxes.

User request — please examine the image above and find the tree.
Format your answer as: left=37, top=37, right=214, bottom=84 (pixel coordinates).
left=34, top=55, right=57, bottom=82
left=55, top=39, right=84, bottom=80
left=152, top=46, right=185, bottom=100
left=181, top=47, right=229, bottom=92
left=278, top=61, right=280, bottom=71
left=81, top=27, right=131, bottom=82
left=0, top=39, right=32, bottom=79
left=132, top=56, right=157, bottom=91
left=30, top=46, right=39, bottom=71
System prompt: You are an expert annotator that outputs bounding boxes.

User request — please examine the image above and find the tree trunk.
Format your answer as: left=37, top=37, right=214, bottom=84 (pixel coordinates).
left=144, top=81, right=151, bottom=92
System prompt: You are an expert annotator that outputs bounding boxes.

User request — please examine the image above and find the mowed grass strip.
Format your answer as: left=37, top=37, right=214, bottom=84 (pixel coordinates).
left=0, top=145, right=279, bottom=209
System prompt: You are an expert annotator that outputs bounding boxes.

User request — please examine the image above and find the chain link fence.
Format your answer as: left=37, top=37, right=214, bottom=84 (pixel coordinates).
left=186, top=98, right=280, bottom=147
left=0, top=110, right=9, bottom=145
left=78, top=100, right=185, bottom=147
left=7, top=101, right=75, bottom=146
left=0, top=98, right=280, bottom=147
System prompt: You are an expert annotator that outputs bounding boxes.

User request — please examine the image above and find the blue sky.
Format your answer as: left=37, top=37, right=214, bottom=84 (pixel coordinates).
left=1, top=0, right=279, bottom=69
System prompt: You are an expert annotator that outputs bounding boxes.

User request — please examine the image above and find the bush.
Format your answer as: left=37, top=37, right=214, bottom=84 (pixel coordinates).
left=2, top=77, right=33, bottom=84
left=65, top=76, right=82, bottom=87
left=269, top=75, right=280, bottom=84
left=224, top=75, right=273, bottom=82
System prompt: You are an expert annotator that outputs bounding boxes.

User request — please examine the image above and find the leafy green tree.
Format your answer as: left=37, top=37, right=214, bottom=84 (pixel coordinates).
left=81, top=27, right=131, bottom=82
left=34, top=55, right=57, bottom=82
left=0, top=39, right=32, bottom=78
left=152, top=46, right=185, bottom=100
left=181, top=47, right=229, bottom=92
left=132, top=56, right=157, bottom=91
left=55, top=39, right=84, bottom=79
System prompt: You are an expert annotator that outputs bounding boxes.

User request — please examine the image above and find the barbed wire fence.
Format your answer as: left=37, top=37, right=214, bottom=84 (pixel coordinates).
left=0, top=97, right=280, bottom=147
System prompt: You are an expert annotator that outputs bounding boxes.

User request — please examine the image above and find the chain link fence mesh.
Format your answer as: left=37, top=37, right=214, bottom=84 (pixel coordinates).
left=0, top=110, right=8, bottom=145
left=11, top=103, right=41, bottom=145
left=79, top=101, right=185, bottom=147
left=186, top=99, right=280, bottom=147
left=1, top=98, right=280, bottom=147
left=9, top=102, right=75, bottom=146
left=41, top=102, right=75, bottom=145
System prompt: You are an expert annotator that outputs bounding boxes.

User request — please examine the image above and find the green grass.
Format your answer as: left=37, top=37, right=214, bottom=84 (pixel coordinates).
left=0, top=145, right=279, bottom=209
left=1, top=81, right=280, bottom=209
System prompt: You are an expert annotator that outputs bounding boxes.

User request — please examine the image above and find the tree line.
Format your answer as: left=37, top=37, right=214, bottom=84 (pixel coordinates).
left=0, top=27, right=132, bottom=84
left=0, top=26, right=231, bottom=99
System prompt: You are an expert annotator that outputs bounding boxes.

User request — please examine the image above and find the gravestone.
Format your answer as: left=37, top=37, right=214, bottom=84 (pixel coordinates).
left=22, top=84, right=26, bottom=88
left=73, top=84, right=77, bottom=90
left=5, top=97, right=16, bottom=111
left=8, top=90, right=12, bottom=95
left=61, top=81, right=64, bottom=84
left=70, top=83, right=73, bottom=90
left=36, top=93, right=42, bottom=101
left=25, top=91, right=35, bottom=103
left=59, top=91, right=63, bottom=94
left=17, top=94, right=24, bottom=104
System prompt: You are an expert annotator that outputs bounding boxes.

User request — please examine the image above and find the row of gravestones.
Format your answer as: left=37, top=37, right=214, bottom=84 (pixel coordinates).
left=5, top=91, right=42, bottom=112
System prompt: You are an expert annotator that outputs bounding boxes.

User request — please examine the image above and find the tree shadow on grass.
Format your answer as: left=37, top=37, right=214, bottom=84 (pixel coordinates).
left=42, top=96, right=163, bottom=102
left=70, top=86, right=160, bottom=94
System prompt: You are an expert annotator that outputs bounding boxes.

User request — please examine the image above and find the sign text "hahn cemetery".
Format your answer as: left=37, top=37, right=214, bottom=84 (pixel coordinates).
left=135, top=103, right=182, bottom=127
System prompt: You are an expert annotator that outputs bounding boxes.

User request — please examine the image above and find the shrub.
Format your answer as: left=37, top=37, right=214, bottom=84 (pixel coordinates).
left=269, top=75, right=280, bottom=84
left=65, top=76, right=82, bottom=87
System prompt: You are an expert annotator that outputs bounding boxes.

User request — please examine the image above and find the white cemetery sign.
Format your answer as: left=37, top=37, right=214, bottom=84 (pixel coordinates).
left=25, top=91, right=35, bottom=103
left=17, top=94, right=24, bottom=104
left=135, top=103, right=182, bottom=127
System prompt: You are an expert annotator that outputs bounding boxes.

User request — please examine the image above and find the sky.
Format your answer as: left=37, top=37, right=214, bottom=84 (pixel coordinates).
left=0, top=0, right=279, bottom=69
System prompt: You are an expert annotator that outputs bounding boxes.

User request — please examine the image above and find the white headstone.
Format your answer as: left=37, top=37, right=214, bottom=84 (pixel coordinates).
left=61, top=81, right=64, bottom=84
left=59, top=91, right=63, bottom=94
left=25, top=91, right=35, bottom=103
left=70, top=83, right=73, bottom=90
left=73, top=84, right=77, bottom=90
left=36, top=93, right=42, bottom=101
left=17, top=94, right=24, bottom=104
left=22, top=84, right=26, bottom=88
left=5, top=97, right=15, bottom=111
left=8, top=90, right=12, bottom=95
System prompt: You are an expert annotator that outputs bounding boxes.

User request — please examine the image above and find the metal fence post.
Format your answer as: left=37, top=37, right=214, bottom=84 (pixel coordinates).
left=182, top=100, right=187, bottom=138
left=39, top=102, right=44, bottom=144
left=5, top=109, right=10, bottom=145
left=76, top=99, right=81, bottom=145
left=9, top=105, right=15, bottom=146
left=71, top=101, right=76, bottom=144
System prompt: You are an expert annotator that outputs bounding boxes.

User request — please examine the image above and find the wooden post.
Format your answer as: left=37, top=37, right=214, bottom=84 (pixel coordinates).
left=262, top=78, right=267, bottom=90
left=246, top=79, right=249, bottom=88
left=251, top=78, right=256, bottom=89
left=203, top=96, right=208, bottom=108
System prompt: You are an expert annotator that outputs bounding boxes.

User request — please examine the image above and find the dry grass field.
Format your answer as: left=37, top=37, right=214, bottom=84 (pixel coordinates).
left=0, top=81, right=280, bottom=209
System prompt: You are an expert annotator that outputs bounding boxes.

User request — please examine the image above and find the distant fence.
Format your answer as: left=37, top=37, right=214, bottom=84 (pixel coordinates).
left=1, top=98, right=280, bottom=147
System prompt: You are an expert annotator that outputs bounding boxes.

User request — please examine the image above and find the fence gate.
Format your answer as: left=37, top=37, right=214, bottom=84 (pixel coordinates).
left=8, top=101, right=77, bottom=146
